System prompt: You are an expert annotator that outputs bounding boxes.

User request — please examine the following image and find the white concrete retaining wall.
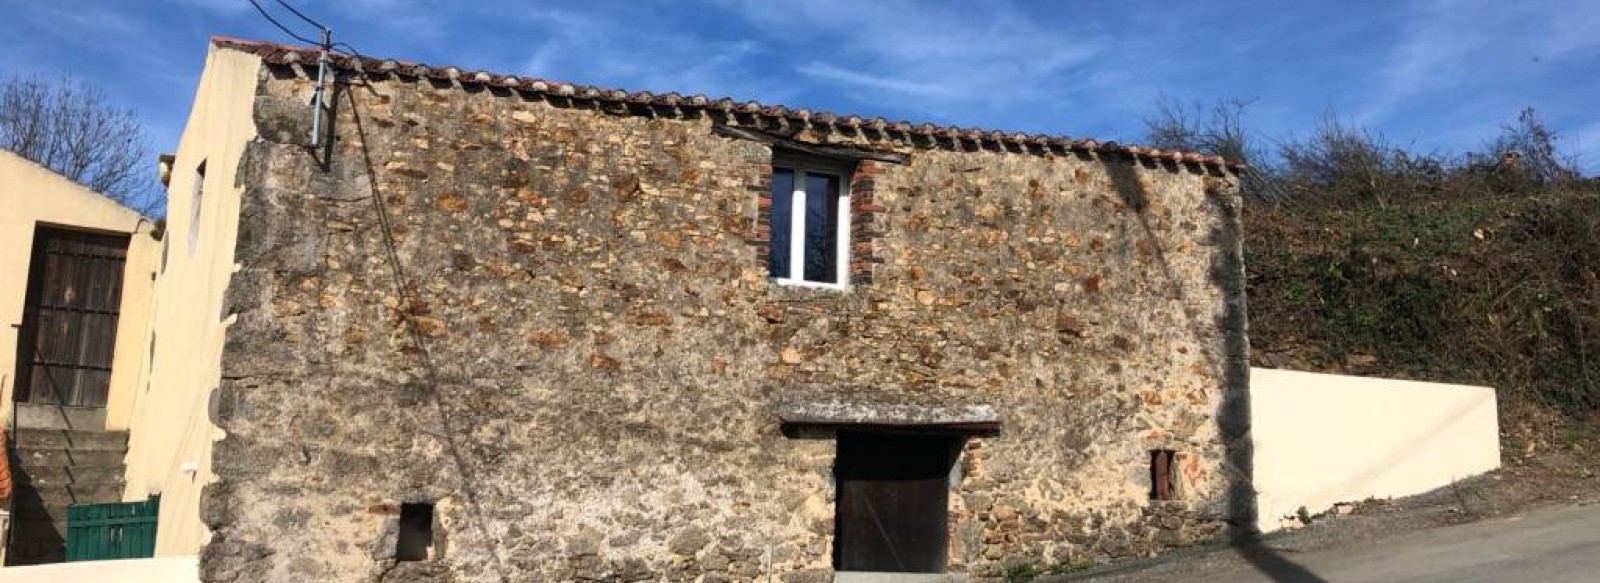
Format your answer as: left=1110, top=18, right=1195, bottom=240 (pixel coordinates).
left=1251, top=368, right=1500, bottom=532
left=0, top=556, right=197, bottom=582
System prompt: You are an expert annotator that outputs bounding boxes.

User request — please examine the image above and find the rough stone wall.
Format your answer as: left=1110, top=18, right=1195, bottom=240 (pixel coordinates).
left=202, top=58, right=1248, bottom=583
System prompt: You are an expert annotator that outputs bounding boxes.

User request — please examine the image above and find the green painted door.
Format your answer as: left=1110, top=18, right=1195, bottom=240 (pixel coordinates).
left=65, top=496, right=159, bottom=561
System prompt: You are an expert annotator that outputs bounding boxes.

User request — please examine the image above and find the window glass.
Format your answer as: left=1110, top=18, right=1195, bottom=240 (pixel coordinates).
left=803, top=173, right=840, bottom=283
left=768, top=167, right=796, bottom=278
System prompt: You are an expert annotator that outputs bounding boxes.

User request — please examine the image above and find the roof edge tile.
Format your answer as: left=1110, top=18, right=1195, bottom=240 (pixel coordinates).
left=209, top=36, right=1246, bottom=175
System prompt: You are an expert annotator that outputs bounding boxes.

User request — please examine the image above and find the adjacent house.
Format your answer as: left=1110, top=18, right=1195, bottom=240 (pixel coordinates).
left=0, top=150, right=163, bottom=564
left=162, top=37, right=1251, bottom=582
left=2, top=141, right=224, bottom=568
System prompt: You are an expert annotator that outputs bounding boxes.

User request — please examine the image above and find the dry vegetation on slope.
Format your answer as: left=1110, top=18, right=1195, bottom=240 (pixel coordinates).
left=1145, top=102, right=1600, bottom=450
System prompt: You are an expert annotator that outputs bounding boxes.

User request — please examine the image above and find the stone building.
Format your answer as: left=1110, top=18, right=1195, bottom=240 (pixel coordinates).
left=174, top=37, right=1251, bottom=582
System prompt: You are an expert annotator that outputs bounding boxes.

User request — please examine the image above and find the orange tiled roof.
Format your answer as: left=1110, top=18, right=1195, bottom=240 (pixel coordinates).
left=212, top=37, right=1244, bottom=175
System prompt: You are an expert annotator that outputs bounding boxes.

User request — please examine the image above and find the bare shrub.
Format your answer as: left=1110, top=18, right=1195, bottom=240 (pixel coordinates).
left=1276, top=113, right=1448, bottom=206
left=1142, top=96, right=1286, bottom=202
left=1475, top=107, right=1581, bottom=190
left=0, top=72, right=157, bottom=214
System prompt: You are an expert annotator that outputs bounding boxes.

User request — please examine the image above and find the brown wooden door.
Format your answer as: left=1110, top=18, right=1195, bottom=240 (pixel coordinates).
left=13, top=227, right=129, bottom=408
left=834, top=431, right=961, bottom=573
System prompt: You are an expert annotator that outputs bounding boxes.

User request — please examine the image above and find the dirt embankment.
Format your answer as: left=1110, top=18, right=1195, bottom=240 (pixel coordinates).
left=1025, top=187, right=1600, bottom=582
left=1244, top=189, right=1600, bottom=442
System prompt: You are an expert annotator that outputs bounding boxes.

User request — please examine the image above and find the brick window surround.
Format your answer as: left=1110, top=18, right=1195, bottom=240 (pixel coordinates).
left=751, top=157, right=884, bottom=287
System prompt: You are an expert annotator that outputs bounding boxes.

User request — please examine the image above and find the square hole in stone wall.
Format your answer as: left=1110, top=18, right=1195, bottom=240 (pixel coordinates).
left=396, top=502, right=435, bottom=561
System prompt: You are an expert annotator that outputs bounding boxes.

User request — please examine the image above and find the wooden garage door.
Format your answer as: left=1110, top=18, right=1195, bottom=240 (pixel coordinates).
left=835, top=431, right=962, bottom=573
left=13, top=227, right=130, bottom=408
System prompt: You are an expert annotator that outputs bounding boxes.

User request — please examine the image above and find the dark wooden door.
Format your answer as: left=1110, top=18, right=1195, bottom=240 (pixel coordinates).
left=835, top=431, right=961, bottom=573
left=13, top=227, right=129, bottom=408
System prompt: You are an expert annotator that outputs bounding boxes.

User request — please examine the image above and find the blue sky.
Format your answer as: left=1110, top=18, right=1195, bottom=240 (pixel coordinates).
left=4, top=0, right=1599, bottom=193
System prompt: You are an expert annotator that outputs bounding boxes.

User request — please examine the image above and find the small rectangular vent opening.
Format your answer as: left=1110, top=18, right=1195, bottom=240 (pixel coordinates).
left=396, top=502, right=435, bottom=561
left=1150, top=450, right=1177, bottom=501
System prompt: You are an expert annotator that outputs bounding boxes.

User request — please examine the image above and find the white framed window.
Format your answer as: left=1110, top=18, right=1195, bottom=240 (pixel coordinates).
left=769, top=153, right=853, bottom=289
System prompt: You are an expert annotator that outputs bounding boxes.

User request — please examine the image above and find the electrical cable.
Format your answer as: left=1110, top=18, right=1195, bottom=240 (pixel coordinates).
left=334, top=41, right=369, bottom=65
left=272, top=0, right=328, bottom=32
left=245, top=0, right=373, bottom=69
left=244, top=0, right=320, bottom=46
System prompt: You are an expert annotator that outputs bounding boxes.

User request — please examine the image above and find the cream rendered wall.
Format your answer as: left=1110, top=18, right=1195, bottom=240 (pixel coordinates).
left=0, top=150, right=157, bottom=430
left=119, top=45, right=260, bottom=556
left=0, top=556, right=197, bottom=582
left=1251, top=367, right=1501, bottom=532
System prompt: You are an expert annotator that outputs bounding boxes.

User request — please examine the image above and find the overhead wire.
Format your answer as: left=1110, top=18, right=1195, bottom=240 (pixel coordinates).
left=244, top=0, right=376, bottom=66
left=272, top=0, right=328, bottom=32
left=244, top=0, right=319, bottom=46
left=240, top=4, right=504, bottom=579
left=334, top=42, right=369, bottom=64
left=246, top=0, right=354, bottom=148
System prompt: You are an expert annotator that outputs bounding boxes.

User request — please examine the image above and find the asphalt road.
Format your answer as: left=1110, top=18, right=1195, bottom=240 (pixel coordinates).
left=1184, top=503, right=1600, bottom=583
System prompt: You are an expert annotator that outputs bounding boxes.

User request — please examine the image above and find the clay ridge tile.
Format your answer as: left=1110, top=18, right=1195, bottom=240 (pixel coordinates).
left=209, top=36, right=1245, bottom=175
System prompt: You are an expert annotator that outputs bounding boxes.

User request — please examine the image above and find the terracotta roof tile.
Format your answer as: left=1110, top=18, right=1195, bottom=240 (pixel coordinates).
left=0, top=429, right=11, bottom=500
left=211, top=36, right=1244, bottom=174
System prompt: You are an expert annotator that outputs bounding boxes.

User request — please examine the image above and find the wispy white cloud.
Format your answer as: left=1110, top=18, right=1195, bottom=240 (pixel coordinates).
left=322, top=0, right=437, bottom=35
left=516, top=9, right=780, bottom=101
left=187, top=0, right=444, bottom=41
left=708, top=0, right=1103, bottom=111
left=172, top=0, right=249, bottom=13
left=794, top=62, right=958, bottom=101
left=1364, top=0, right=1600, bottom=125
left=5, top=0, right=1592, bottom=181
left=58, top=7, right=143, bottom=35
left=1569, top=121, right=1600, bottom=174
